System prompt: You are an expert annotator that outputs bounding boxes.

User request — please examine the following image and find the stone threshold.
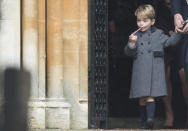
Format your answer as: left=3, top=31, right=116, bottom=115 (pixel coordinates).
left=30, top=129, right=186, bottom=131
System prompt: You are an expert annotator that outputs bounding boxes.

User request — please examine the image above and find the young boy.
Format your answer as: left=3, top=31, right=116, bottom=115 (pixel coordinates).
left=124, top=4, right=181, bottom=129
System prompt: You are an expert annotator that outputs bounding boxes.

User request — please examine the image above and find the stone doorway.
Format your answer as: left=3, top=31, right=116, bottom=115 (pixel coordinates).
left=89, top=0, right=187, bottom=129
left=108, top=0, right=187, bottom=129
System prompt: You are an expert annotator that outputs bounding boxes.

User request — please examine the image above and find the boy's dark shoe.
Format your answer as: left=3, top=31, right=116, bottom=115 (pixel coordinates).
left=139, top=105, right=147, bottom=129
left=140, top=121, right=147, bottom=129
left=146, top=119, right=154, bottom=129
left=163, top=125, right=173, bottom=129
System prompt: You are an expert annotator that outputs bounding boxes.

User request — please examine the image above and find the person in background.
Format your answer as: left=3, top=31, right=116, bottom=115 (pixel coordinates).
left=171, top=0, right=188, bottom=127
left=154, top=0, right=188, bottom=128
left=157, top=0, right=175, bottom=128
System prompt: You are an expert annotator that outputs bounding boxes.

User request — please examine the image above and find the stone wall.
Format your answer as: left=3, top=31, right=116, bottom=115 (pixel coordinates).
left=0, top=0, right=20, bottom=107
left=24, top=0, right=88, bottom=129
left=62, top=0, right=88, bottom=129
left=0, top=0, right=20, bottom=69
left=0, top=0, right=21, bottom=128
left=0, top=0, right=88, bottom=129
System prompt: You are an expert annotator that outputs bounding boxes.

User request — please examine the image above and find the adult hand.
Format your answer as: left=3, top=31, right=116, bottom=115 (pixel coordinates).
left=174, top=13, right=184, bottom=29
left=175, top=26, right=184, bottom=33
left=182, top=20, right=188, bottom=34
left=176, top=20, right=188, bottom=34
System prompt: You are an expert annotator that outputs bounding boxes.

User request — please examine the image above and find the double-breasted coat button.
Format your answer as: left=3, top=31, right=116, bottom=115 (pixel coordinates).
left=141, top=43, right=143, bottom=45
left=140, top=34, right=142, bottom=37
left=148, top=50, right=151, bottom=53
left=141, top=52, right=143, bottom=54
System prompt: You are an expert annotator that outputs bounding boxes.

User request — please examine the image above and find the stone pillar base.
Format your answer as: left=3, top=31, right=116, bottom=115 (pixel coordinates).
left=28, top=99, right=46, bottom=129
left=45, top=98, right=71, bottom=129
left=28, top=98, right=71, bottom=129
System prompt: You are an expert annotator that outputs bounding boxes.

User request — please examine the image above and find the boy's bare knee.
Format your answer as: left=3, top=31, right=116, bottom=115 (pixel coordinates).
left=146, top=97, right=155, bottom=102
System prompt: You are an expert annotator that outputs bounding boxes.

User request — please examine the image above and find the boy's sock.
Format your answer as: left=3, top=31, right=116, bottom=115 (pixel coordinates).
left=139, top=105, right=147, bottom=122
left=139, top=105, right=147, bottom=128
left=146, top=101, right=155, bottom=120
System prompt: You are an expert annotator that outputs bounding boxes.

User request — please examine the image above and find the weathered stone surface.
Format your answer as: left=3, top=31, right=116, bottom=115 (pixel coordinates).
left=1, top=0, right=89, bottom=129
left=28, top=101, right=46, bottom=129
left=0, top=0, right=20, bottom=69
left=28, top=100, right=71, bottom=129
left=47, top=0, right=64, bottom=98
left=62, top=0, right=88, bottom=129
left=46, top=108, right=70, bottom=129
left=38, top=0, right=46, bottom=99
left=45, top=100, right=71, bottom=129
left=22, top=0, right=39, bottom=98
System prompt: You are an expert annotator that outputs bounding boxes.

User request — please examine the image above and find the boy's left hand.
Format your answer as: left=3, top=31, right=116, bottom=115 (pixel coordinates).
left=129, top=34, right=137, bottom=46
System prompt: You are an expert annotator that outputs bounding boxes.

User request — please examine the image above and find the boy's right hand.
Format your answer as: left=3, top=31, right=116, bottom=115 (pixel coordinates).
left=129, top=34, right=137, bottom=46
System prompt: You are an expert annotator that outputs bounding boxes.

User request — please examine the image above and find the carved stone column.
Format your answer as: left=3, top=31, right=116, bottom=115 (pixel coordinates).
left=47, top=0, right=63, bottom=98
left=46, top=0, right=70, bottom=129
left=38, top=0, right=46, bottom=100
left=22, top=0, right=38, bottom=98
left=62, top=0, right=88, bottom=129
left=22, top=0, right=46, bottom=129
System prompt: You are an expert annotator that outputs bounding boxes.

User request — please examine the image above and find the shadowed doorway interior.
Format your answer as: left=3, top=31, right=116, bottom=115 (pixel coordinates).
left=108, top=0, right=187, bottom=129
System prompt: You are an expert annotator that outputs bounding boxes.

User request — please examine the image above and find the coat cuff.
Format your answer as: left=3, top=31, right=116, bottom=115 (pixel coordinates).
left=173, top=31, right=182, bottom=38
left=128, top=42, right=136, bottom=49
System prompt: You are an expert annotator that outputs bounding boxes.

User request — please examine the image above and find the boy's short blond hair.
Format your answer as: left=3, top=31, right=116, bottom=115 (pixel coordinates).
left=135, top=4, right=155, bottom=19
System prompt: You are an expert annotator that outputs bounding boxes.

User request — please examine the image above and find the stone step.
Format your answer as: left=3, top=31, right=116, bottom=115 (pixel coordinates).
left=109, top=117, right=163, bottom=129
left=30, top=117, right=187, bottom=131
left=30, top=129, right=185, bottom=131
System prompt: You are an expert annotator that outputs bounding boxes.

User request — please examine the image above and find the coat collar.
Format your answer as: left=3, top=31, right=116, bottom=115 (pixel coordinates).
left=150, top=25, right=157, bottom=33
left=137, top=25, right=157, bottom=35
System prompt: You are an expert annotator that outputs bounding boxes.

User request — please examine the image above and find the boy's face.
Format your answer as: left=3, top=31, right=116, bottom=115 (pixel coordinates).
left=137, top=17, right=155, bottom=32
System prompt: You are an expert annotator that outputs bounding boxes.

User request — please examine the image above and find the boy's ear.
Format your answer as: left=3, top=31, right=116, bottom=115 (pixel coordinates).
left=152, top=19, right=155, bottom=25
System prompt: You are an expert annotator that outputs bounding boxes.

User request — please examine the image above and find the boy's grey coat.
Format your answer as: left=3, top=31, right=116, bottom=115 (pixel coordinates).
left=125, top=26, right=181, bottom=99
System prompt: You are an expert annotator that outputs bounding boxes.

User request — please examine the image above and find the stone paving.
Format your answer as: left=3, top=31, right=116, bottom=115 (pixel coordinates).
left=30, top=129, right=188, bottom=131
left=29, top=117, right=188, bottom=131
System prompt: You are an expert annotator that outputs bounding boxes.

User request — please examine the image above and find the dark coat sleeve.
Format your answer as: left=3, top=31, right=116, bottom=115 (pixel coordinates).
left=124, top=42, right=137, bottom=58
left=159, top=31, right=182, bottom=47
left=171, top=0, right=182, bottom=15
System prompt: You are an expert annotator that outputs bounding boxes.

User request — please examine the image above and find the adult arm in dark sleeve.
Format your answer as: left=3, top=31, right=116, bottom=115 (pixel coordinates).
left=171, top=0, right=182, bottom=15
